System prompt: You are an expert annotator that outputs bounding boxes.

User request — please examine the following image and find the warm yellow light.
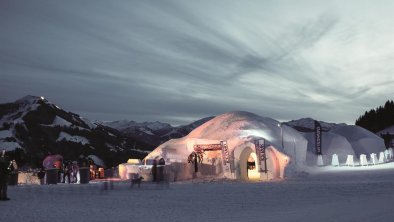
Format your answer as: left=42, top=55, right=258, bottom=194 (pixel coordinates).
left=247, top=152, right=260, bottom=180
left=127, top=159, right=141, bottom=164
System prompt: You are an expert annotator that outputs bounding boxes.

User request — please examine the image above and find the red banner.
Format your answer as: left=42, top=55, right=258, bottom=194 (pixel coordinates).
left=194, top=144, right=222, bottom=151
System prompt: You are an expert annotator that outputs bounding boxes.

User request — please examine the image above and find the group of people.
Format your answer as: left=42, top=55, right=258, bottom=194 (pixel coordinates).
left=59, top=160, right=79, bottom=184
left=0, top=149, right=16, bottom=201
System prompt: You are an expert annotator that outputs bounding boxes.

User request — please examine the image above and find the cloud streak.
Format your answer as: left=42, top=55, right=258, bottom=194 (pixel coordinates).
left=1, top=0, right=394, bottom=125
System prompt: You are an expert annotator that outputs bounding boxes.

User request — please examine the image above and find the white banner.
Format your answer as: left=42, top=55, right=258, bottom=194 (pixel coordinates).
left=254, top=139, right=267, bottom=173
left=220, top=141, right=231, bottom=174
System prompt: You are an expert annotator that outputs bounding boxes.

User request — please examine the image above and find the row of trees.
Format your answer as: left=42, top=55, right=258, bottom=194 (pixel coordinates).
left=355, top=100, right=394, bottom=133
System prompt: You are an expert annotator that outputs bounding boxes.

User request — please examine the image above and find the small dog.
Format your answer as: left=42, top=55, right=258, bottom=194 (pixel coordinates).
left=130, top=176, right=144, bottom=188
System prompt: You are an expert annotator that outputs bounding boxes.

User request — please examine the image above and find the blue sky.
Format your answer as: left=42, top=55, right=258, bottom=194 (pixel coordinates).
left=1, top=0, right=394, bottom=125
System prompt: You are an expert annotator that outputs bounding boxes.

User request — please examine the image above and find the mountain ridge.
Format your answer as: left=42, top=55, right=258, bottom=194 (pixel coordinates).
left=101, top=116, right=214, bottom=147
left=283, top=117, right=347, bottom=132
left=0, top=95, right=150, bottom=168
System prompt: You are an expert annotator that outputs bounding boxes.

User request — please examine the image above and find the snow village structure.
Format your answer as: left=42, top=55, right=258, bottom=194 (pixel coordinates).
left=143, top=111, right=307, bottom=181
left=122, top=111, right=387, bottom=181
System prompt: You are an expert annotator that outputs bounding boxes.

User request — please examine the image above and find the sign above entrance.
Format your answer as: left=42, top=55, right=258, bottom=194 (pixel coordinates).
left=193, top=141, right=233, bottom=174
left=193, top=144, right=222, bottom=151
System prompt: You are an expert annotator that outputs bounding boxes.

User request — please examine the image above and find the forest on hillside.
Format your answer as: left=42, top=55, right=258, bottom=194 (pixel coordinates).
left=355, top=100, right=394, bottom=133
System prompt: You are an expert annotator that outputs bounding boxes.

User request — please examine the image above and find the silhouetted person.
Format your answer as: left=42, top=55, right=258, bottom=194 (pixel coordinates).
left=72, top=161, right=79, bottom=183
left=63, top=161, right=72, bottom=183
left=158, top=158, right=165, bottom=182
left=37, top=168, right=46, bottom=185
left=152, top=159, right=157, bottom=182
left=0, top=149, right=11, bottom=201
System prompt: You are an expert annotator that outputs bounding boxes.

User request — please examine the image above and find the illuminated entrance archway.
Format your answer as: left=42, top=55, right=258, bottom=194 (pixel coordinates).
left=247, top=152, right=260, bottom=180
left=238, top=146, right=259, bottom=180
left=234, top=142, right=288, bottom=180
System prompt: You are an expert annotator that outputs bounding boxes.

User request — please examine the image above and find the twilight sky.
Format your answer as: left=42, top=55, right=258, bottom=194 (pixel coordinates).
left=1, top=0, right=394, bottom=125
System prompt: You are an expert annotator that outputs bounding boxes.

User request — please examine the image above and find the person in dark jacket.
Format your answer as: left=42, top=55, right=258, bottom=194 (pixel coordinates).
left=157, top=158, right=165, bottom=182
left=63, top=161, right=72, bottom=183
left=37, top=168, right=46, bottom=185
left=0, top=149, right=11, bottom=201
left=151, top=159, right=157, bottom=182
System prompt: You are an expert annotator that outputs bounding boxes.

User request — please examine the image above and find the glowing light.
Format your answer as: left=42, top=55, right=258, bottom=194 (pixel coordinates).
left=247, top=152, right=260, bottom=180
left=40, top=96, right=45, bottom=100
left=127, top=159, right=141, bottom=164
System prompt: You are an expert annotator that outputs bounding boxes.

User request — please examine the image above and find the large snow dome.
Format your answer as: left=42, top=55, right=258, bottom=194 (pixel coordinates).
left=303, top=125, right=385, bottom=165
left=331, top=125, right=386, bottom=156
left=145, top=111, right=307, bottom=181
left=304, top=132, right=355, bottom=165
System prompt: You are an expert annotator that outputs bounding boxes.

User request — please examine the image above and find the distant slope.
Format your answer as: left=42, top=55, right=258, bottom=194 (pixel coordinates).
left=377, top=125, right=394, bottom=135
left=0, top=95, right=150, bottom=168
left=102, top=116, right=214, bottom=147
left=284, top=117, right=346, bottom=132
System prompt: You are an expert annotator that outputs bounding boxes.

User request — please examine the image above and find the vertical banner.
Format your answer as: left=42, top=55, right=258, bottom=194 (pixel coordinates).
left=254, top=139, right=267, bottom=173
left=220, top=141, right=231, bottom=174
left=314, top=120, right=322, bottom=155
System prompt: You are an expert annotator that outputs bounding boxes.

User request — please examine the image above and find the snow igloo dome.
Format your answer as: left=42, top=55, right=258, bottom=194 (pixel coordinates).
left=145, top=111, right=308, bottom=181
left=303, top=125, right=385, bottom=165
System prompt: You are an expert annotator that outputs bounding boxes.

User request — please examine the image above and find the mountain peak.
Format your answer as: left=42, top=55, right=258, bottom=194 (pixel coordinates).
left=15, top=95, right=47, bottom=105
left=0, top=95, right=150, bottom=168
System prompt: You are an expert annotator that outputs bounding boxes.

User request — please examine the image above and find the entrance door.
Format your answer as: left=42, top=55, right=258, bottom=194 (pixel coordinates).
left=238, top=146, right=260, bottom=180
left=247, top=153, right=259, bottom=180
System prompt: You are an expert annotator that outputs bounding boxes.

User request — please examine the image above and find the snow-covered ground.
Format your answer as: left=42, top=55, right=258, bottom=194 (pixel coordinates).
left=57, top=132, right=89, bottom=145
left=3, top=163, right=394, bottom=222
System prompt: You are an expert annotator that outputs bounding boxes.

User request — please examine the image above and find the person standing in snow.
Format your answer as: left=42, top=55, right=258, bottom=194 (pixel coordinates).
left=0, top=149, right=11, bottom=201
left=151, top=159, right=157, bottom=182
left=72, top=161, right=79, bottom=183
left=158, top=158, right=165, bottom=182
left=63, top=161, right=72, bottom=183
left=37, top=168, right=46, bottom=185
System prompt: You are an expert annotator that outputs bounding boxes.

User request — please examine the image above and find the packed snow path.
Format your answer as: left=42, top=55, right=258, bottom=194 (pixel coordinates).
left=3, top=166, right=394, bottom=222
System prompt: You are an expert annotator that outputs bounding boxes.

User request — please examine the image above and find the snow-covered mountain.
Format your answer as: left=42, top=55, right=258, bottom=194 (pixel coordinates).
left=102, top=120, right=172, bottom=132
left=0, top=95, right=150, bottom=168
left=102, top=116, right=214, bottom=146
left=284, top=118, right=347, bottom=132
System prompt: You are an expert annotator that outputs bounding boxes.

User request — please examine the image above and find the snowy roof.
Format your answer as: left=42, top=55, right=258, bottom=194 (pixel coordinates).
left=146, top=111, right=307, bottom=162
left=332, top=125, right=383, bottom=141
